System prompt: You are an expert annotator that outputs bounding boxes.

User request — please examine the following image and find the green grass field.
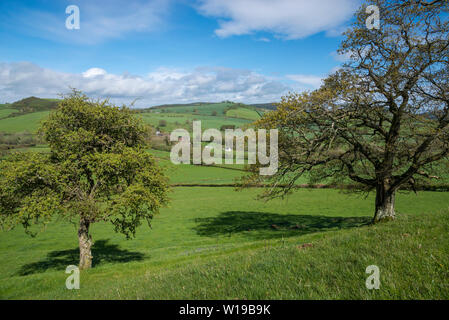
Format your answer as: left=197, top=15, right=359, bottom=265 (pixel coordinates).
left=1, top=97, right=448, bottom=300
left=0, top=111, right=50, bottom=133
left=0, top=109, right=17, bottom=119
left=151, top=102, right=235, bottom=116
left=226, top=107, right=261, bottom=121
left=139, top=112, right=252, bottom=133
left=147, top=149, right=247, bottom=185
left=0, top=187, right=448, bottom=299
left=0, top=101, right=258, bottom=135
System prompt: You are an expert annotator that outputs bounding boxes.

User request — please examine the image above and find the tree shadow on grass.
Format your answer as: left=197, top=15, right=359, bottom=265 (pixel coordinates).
left=17, top=239, right=144, bottom=276
left=194, top=211, right=371, bottom=240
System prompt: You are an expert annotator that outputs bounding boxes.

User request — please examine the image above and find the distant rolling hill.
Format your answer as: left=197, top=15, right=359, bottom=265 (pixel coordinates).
left=0, top=97, right=61, bottom=134
left=144, top=102, right=236, bottom=116
left=144, top=101, right=271, bottom=119
left=8, top=97, right=60, bottom=114
left=146, top=101, right=275, bottom=113
left=0, top=97, right=273, bottom=135
left=249, top=102, right=278, bottom=110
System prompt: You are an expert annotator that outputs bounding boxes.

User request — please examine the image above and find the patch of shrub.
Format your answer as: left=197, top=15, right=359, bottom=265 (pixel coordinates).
left=0, top=132, right=39, bottom=146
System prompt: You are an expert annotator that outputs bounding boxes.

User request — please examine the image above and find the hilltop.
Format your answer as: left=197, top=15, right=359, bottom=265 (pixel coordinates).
left=0, top=97, right=60, bottom=120
left=1, top=97, right=276, bottom=117
left=0, top=97, right=271, bottom=156
left=142, top=101, right=272, bottom=115
left=9, top=96, right=60, bottom=112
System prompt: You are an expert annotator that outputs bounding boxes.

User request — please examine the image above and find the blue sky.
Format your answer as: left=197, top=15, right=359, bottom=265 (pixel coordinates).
left=0, top=0, right=361, bottom=107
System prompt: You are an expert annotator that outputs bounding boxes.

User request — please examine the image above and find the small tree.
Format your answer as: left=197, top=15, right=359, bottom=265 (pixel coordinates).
left=158, top=119, right=167, bottom=127
left=0, top=91, right=169, bottom=269
left=241, top=0, right=449, bottom=223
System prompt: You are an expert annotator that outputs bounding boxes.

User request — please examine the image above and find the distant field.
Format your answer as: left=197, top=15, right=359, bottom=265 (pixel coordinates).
left=226, top=107, right=261, bottom=121
left=7, top=97, right=59, bottom=113
left=0, top=187, right=447, bottom=299
left=0, top=101, right=260, bottom=134
left=139, top=112, right=251, bottom=133
left=147, top=149, right=246, bottom=185
left=0, top=109, right=248, bottom=134
left=0, top=109, right=17, bottom=119
left=0, top=111, right=49, bottom=133
left=151, top=102, right=234, bottom=116
left=149, top=102, right=263, bottom=122
left=5, top=147, right=446, bottom=188
left=1, top=97, right=448, bottom=300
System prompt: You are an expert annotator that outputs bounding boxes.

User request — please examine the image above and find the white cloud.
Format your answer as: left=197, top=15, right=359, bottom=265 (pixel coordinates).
left=196, top=0, right=360, bottom=39
left=0, top=0, right=171, bottom=44
left=0, top=62, right=295, bottom=107
left=82, top=68, right=108, bottom=78
left=286, top=74, right=323, bottom=89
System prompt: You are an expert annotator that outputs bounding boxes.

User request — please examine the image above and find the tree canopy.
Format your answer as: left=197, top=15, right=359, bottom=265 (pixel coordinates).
left=241, top=0, right=449, bottom=223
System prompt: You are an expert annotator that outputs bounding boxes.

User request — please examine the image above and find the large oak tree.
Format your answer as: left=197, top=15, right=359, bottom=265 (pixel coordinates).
left=242, top=0, right=449, bottom=223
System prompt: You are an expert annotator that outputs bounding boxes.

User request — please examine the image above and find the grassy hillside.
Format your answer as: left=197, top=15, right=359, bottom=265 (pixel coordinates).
left=1, top=97, right=448, bottom=300
left=139, top=112, right=252, bottom=133
left=149, top=102, right=235, bottom=116
left=250, top=102, right=278, bottom=110
left=0, top=108, right=17, bottom=119
left=0, top=106, right=253, bottom=135
left=146, top=149, right=244, bottom=184
left=0, top=99, right=263, bottom=135
left=226, top=107, right=262, bottom=121
left=0, top=97, right=58, bottom=133
left=9, top=97, right=59, bottom=114
left=0, top=111, right=50, bottom=133
left=0, top=187, right=447, bottom=299
left=146, top=102, right=267, bottom=119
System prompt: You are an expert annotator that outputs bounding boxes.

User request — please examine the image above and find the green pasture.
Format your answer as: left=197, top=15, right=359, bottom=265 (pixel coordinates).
left=0, top=111, right=50, bottom=133
left=0, top=109, right=17, bottom=119
left=0, top=100, right=448, bottom=300
left=138, top=112, right=252, bottom=132
left=0, top=187, right=447, bottom=299
left=226, top=107, right=261, bottom=121
left=151, top=102, right=234, bottom=116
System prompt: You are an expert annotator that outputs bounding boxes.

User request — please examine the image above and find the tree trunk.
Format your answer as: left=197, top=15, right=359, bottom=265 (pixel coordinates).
left=78, top=217, right=93, bottom=270
left=373, top=182, right=396, bottom=223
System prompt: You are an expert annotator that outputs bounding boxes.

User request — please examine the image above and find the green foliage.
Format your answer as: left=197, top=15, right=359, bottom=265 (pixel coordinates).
left=0, top=152, right=63, bottom=235
left=0, top=90, right=169, bottom=239
left=41, top=92, right=148, bottom=156
left=241, top=0, right=449, bottom=223
left=0, top=132, right=36, bottom=145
